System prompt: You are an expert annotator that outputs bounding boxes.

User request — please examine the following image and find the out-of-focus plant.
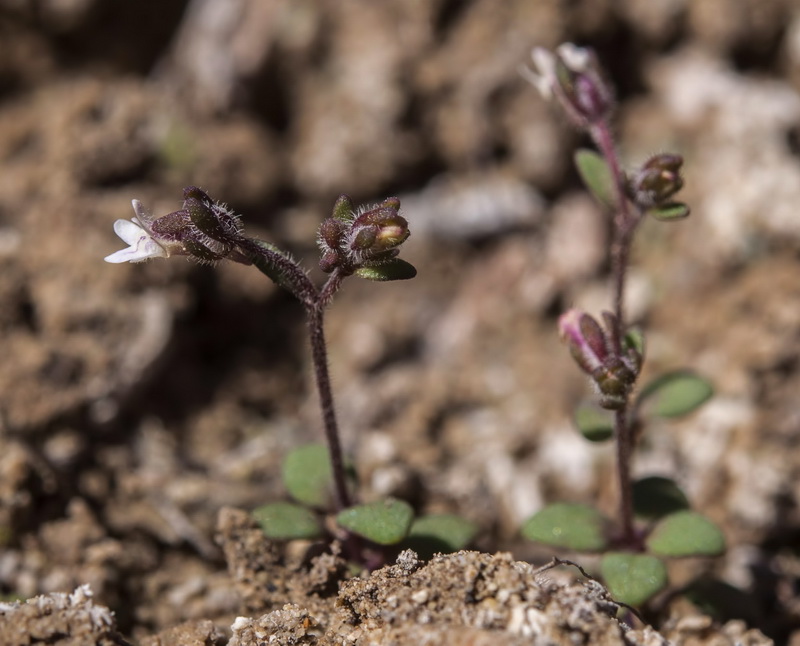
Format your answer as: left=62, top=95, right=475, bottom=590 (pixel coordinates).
left=519, top=44, right=722, bottom=606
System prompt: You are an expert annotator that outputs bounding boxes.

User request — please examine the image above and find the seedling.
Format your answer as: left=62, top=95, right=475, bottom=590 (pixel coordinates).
left=105, top=189, right=476, bottom=559
left=520, top=44, right=723, bottom=605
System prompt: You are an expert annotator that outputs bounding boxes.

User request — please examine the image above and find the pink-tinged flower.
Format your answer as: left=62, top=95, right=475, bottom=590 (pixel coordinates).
left=559, top=309, right=641, bottom=410
left=559, top=308, right=609, bottom=375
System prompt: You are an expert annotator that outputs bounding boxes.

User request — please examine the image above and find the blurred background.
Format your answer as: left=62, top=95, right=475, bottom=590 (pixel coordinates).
left=1, top=0, right=800, bottom=640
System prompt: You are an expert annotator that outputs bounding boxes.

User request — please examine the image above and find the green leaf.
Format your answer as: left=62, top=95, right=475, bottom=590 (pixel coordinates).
left=632, top=476, right=690, bottom=520
left=336, top=498, right=414, bottom=545
left=574, top=403, right=615, bottom=442
left=646, top=511, right=725, bottom=557
left=354, top=258, right=417, bottom=282
left=282, top=444, right=333, bottom=508
left=637, top=371, right=713, bottom=418
left=601, top=552, right=668, bottom=606
left=648, top=202, right=690, bottom=221
left=574, top=149, right=615, bottom=209
left=521, top=503, right=608, bottom=551
left=252, top=502, right=323, bottom=540
left=404, top=514, right=478, bottom=558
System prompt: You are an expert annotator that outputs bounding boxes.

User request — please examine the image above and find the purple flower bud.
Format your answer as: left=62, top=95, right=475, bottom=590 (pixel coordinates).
left=318, top=218, right=346, bottom=251
left=559, top=309, right=608, bottom=375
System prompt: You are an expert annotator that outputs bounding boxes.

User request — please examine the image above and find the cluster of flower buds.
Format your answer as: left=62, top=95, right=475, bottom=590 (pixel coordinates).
left=558, top=309, right=644, bottom=410
left=521, top=43, right=613, bottom=127
left=317, top=195, right=412, bottom=276
left=104, top=186, right=249, bottom=265
left=628, top=153, right=690, bottom=220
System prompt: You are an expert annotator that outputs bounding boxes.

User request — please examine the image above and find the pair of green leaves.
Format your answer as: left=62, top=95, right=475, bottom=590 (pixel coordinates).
left=252, top=444, right=477, bottom=555
left=521, top=499, right=725, bottom=605
left=575, top=370, right=714, bottom=443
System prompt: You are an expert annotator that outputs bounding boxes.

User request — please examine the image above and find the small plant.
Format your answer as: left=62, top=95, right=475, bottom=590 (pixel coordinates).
left=519, top=44, right=723, bottom=605
left=105, top=188, right=476, bottom=560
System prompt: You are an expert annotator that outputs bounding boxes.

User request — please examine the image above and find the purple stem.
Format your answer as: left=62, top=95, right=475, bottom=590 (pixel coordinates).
left=306, top=269, right=351, bottom=512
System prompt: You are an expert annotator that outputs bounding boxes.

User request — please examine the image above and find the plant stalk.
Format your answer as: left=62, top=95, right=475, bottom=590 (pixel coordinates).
left=306, top=271, right=351, bottom=512
left=591, top=120, right=640, bottom=543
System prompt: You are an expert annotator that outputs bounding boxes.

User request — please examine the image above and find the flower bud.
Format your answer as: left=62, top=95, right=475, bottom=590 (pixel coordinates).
left=559, top=309, right=608, bottom=375
left=629, top=154, right=685, bottom=208
left=349, top=206, right=410, bottom=260
left=559, top=309, right=641, bottom=410
left=319, top=249, right=339, bottom=273
left=318, top=218, right=346, bottom=251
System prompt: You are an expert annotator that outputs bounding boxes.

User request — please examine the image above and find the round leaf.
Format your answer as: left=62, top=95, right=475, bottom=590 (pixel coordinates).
left=638, top=371, right=713, bottom=418
left=405, top=514, right=478, bottom=558
left=648, top=202, right=690, bottom=221
left=574, top=149, right=615, bottom=209
left=354, top=258, right=417, bottom=282
left=601, top=552, right=668, bottom=606
left=282, top=444, right=333, bottom=507
left=521, top=503, right=608, bottom=551
left=646, top=511, right=725, bottom=557
left=252, top=502, right=322, bottom=540
left=632, top=476, right=690, bottom=520
left=336, top=498, right=414, bottom=545
left=574, top=403, right=615, bottom=442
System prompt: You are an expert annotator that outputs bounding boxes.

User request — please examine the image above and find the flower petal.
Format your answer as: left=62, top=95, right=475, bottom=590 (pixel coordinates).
left=112, top=218, right=147, bottom=245
left=105, top=218, right=168, bottom=263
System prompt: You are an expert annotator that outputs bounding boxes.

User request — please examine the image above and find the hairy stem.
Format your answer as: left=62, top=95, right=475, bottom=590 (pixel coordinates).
left=306, top=270, right=350, bottom=511
left=590, top=119, right=640, bottom=542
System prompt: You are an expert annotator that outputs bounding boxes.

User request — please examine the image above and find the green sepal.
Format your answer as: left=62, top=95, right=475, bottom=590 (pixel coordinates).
left=354, top=258, right=417, bottom=281
left=648, top=202, right=690, bottom=221
left=332, top=194, right=356, bottom=223
left=600, top=552, right=668, bottom=606
left=574, top=402, right=615, bottom=442
left=646, top=511, right=725, bottom=557
left=252, top=502, right=323, bottom=540
left=282, top=444, right=333, bottom=508
left=336, top=498, right=414, bottom=545
left=637, top=371, right=713, bottom=418
left=632, top=476, right=690, bottom=520
left=404, top=514, right=478, bottom=558
left=521, top=503, right=608, bottom=551
left=574, top=149, right=615, bottom=209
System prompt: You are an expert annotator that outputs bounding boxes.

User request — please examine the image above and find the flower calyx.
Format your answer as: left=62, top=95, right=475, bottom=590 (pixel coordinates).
left=559, top=309, right=643, bottom=410
left=105, top=187, right=249, bottom=265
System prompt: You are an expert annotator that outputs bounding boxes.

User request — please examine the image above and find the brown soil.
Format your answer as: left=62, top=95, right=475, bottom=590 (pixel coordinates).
left=0, top=0, right=799, bottom=643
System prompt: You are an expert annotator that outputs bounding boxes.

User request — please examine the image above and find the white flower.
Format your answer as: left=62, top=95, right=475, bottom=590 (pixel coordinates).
left=519, top=43, right=592, bottom=100
left=519, top=47, right=557, bottom=99
left=104, top=200, right=169, bottom=263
